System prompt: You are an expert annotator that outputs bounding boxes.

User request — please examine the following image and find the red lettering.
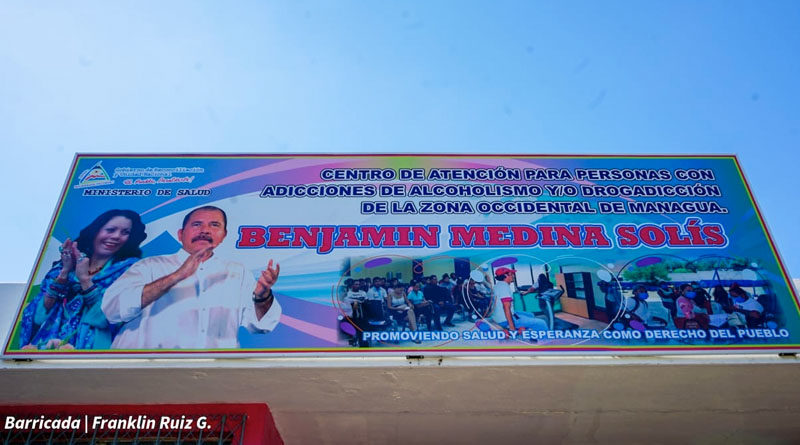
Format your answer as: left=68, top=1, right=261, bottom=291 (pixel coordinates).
left=616, top=226, right=639, bottom=247
left=583, top=226, right=611, bottom=247
left=539, top=226, right=556, bottom=246
left=335, top=227, right=361, bottom=248
left=510, top=226, right=539, bottom=246
left=554, top=226, right=582, bottom=246
left=412, top=226, right=440, bottom=247
left=291, top=227, right=320, bottom=247
left=267, top=227, right=291, bottom=247
left=639, top=226, right=667, bottom=246
left=449, top=226, right=487, bottom=247
left=237, top=226, right=266, bottom=248
left=664, top=225, right=692, bottom=246
left=396, top=226, right=412, bottom=246
left=686, top=220, right=704, bottom=245
left=487, top=227, right=511, bottom=246
left=362, top=226, right=397, bottom=247
left=702, top=226, right=727, bottom=246
left=318, top=227, right=336, bottom=254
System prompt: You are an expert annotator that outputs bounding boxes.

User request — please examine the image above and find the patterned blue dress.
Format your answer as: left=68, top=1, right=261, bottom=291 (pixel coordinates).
left=18, top=257, right=139, bottom=350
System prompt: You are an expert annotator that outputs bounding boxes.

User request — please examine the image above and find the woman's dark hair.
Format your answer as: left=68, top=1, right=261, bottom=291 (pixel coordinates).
left=693, top=288, right=709, bottom=306
left=712, top=285, right=730, bottom=306
left=76, top=209, right=147, bottom=261
left=537, top=273, right=553, bottom=291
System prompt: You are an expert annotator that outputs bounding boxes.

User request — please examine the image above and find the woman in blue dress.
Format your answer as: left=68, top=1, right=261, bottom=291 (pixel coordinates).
left=19, top=209, right=147, bottom=350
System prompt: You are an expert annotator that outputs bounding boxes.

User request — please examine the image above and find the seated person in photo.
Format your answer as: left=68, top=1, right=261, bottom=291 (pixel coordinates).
left=703, top=284, right=743, bottom=327
left=366, top=276, right=388, bottom=300
left=407, top=281, right=434, bottom=330
left=451, top=276, right=466, bottom=308
left=721, top=301, right=747, bottom=328
left=678, top=284, right=707, bottom=316
left=467, top=278, right=491, bottom=316
left=424, top=275, right=456, bottom=329
left=439, top=274, right=455, bottom=293
left=339, top=278, right=353, bottom=304
left=388, top=278, right=405, bottom=294
left=490, top=267, right=547, bottom=332
left=406, top=279, right=417, bottom=294
left=623, top=285, right=669, bottom=329
left=623, top=285, right=651, bottom=327
left=730, top=285, right=764, bottom=327
left=475, top=279, right=492, bottom=302
left=657, top=282, right=678, bottom=319
left=689, top=281, right=712, bottom=314
left=710, top=285, right=732, bottom=315
left=343, top=280, right=367, bottom=318
left=386, top=284, right=418, bottom=332
left=674, top=296, right=710, bottom=330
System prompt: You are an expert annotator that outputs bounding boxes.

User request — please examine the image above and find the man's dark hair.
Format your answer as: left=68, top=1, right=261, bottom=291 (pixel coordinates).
left=182, top=206, right=228, bottom=231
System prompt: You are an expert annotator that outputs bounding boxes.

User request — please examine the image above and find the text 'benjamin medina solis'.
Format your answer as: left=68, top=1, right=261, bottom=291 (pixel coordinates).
left=235, top=218, right=727, bottom=254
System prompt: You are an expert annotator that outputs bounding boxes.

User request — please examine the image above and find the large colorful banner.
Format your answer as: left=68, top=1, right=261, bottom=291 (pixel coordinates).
left=4, top=154, right=799, bottom=357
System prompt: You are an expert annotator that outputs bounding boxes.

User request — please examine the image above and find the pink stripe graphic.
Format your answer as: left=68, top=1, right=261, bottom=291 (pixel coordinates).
left=279, top=314, right=340, bottom=343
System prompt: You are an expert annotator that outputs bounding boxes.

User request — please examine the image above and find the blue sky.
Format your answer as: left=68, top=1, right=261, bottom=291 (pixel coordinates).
left=1, top=1, right=798, bottom=282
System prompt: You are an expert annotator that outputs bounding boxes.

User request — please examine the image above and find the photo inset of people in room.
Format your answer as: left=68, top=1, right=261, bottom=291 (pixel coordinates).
left=336, top=254, right=783, bottom=347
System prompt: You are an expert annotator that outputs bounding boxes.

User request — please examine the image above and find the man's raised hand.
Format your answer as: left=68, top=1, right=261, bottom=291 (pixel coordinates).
left=255, top=259, right=280, bottom=298
left=174, top=246, right=214, bottom=281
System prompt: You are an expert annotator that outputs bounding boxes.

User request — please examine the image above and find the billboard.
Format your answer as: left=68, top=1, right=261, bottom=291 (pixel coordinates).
left=3, top=154, right=799, bottom=358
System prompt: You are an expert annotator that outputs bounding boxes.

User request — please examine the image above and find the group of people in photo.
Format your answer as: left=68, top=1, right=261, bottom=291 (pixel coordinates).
left=341, top=262, right=778, bottom=346
left=339, top=266, right=557, bottom=343
left=341, top=274, right=469, bottom=336
left=607, top=279, right=770, bottom=332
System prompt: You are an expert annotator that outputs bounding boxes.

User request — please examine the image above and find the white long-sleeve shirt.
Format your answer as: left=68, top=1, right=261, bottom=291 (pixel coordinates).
left=102, top=250, right=281, bottom=349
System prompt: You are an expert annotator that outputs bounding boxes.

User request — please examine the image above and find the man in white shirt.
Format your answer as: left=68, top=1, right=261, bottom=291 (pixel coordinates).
left=102, top=206, right=282, bottom=349
left=490, top=267, right=547, bottom=331
left=342, top=280, right=368, bottom=318
left=366, top=276, right=388, bottom=301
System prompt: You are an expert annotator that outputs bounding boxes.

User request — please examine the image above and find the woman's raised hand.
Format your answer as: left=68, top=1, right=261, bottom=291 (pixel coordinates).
left=58, top=238, right=76, bottom=277
left=72, top=242, right=91, bottom=284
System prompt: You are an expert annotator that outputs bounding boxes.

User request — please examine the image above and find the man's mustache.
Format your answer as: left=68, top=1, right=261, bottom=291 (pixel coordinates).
left=192, top=234, right=214, bottom=243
